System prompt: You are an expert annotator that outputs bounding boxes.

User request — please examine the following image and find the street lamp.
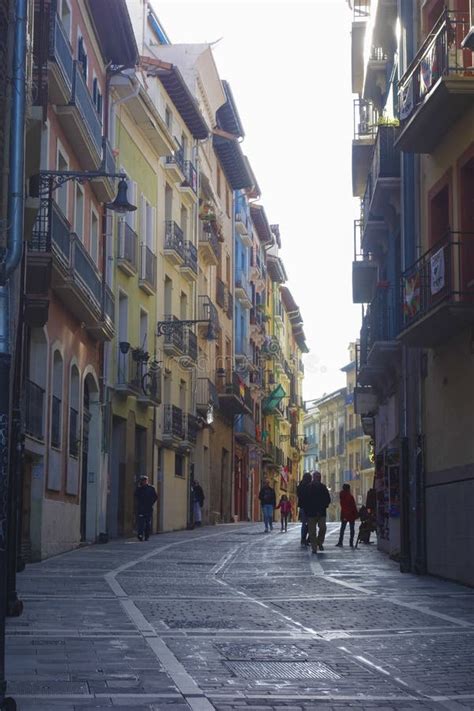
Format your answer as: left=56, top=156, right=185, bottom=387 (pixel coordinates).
left=35, top=169, right=137, bottom=213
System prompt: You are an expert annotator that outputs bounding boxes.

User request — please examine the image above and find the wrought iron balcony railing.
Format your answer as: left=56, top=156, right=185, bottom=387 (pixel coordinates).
left=359, top=284, right=398, bottom=369
left=196, top=377, right=219, bottom=411
left=163, top=404, right=183, bottom=439
left=183, top=160, right=197, bottom=193
left=164, top=220, right=185, bottom=258
left=183, top=241, right=198, bottom=274
left=117, top=221, right=138, bottom=273
left=183, top=413, right=199, bottom=443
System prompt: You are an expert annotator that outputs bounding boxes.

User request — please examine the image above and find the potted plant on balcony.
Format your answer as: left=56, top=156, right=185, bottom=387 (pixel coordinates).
left=199, top=199, right=216, bottom=222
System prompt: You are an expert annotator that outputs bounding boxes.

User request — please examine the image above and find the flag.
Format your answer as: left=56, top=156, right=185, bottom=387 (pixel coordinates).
left=430, top=247, right=445, bottom=295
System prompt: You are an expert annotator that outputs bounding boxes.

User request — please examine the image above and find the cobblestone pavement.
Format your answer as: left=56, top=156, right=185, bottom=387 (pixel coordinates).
left=5, top=522, right=474, bottom=710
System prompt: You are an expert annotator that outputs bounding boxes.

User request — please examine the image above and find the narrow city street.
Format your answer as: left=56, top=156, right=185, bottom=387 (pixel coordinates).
left=4, top=523, right=474, bottom=711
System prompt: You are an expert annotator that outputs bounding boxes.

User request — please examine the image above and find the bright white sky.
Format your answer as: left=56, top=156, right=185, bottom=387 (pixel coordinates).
left=155, top=0, right=360, bottom=399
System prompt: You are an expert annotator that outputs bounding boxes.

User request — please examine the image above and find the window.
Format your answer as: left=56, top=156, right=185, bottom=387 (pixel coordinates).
left=56, top=147, right=68, bottom=217
left=175, top=453, right=184, bottom=477
left=92, top=77, right=103, bottom=120
left=90, top=209, right=99, bottom=264
left=225, top=188, right=230, bottom=218
left=216, top=165, right=221, bottom=198
left=179, top=379, right=186, bottom=412
left=125, top=178, right=137, bottom=229
left=139, top=309, right=148, bottom=350
left=58, top=0, right=71, bottom=38
left=69, top=365, right=80, bottom=458
left=74, top=184, right=84, bottom=239
left=226, top=254, right=231, bottom=286
left=77, top=36, right=88, bottom=82
left=51, top=351, right=63, bottom=449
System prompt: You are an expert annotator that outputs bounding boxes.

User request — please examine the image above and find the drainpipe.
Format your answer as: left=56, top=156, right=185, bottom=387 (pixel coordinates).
left=0, top=0, right=27, bottom=708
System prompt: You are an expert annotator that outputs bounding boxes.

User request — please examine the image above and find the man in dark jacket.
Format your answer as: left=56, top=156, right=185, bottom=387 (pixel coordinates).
left=134, top=475, right=157, bottom=541
left=297, top=472, right=312, bottom=546
left=258, top=479, right=276, bottom=532
left=300, top=471, right=331, bottom=554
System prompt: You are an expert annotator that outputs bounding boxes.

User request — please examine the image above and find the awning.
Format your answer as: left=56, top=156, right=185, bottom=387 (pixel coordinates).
left=212, top=130, right=254, bottom=190
left=250, top=204, right=273, bottom=244
left=140, top=56, right=209, bottom=140
left=280, top=286, right=302, bottom=323
left=267, top=255, right=287, bottom=283
left=262, top=384, right=286, bottom=414
left=216, top=80, right=245, bottom=138
left=87, top=0, right=138, bottom=66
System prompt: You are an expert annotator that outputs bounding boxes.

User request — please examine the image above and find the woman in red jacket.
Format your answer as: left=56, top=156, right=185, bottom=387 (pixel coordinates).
left=336, top=484, right=358, bottom=548
left=275, top=494, right=292, bottom=532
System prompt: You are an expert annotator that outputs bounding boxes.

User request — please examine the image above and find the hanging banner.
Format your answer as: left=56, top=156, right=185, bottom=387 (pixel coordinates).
left=430, top=246, right=445, bottom=295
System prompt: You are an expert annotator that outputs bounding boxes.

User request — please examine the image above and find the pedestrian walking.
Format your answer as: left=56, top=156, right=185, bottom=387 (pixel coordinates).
left=299, top=471, right=331, bottom=554
left=297, top=472, right=312, bottom=546
left=192, top=480, right=205, bottom=527
left=258, top=479, right=276, bottom=532
left=134, top=475, right=157, bottom=541
left=336, top=483, right=358, bottom=548
left=275, top=494, right=292, bottom=532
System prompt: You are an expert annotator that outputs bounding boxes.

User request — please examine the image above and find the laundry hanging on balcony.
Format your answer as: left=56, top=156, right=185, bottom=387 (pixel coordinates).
left=430, top=247, right=445, bottom=295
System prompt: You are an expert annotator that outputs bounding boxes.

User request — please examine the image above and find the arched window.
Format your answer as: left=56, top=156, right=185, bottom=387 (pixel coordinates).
left=51, top=350, right=63, bottom=449
left=69, top=365, right=80, bottom=458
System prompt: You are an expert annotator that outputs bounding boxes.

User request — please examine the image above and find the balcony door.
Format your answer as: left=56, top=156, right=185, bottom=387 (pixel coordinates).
left=460, top=156, right=474, bottom=296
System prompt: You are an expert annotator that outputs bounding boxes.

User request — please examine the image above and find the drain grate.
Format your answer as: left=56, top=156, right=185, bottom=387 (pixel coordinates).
left=225, top=660, right=340, bottom=680
left=8, top=681, right=89, bottom=695
left=216, top=642, right=308, bottom=660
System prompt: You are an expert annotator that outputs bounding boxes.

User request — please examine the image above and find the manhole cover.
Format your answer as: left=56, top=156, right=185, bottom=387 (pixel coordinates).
left=8, top=681, right=89, bottom=695
left=225, top=661, right=340, bottom=680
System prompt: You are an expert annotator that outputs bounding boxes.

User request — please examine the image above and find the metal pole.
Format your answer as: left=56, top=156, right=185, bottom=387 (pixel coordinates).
left=0, top=0, right=28, bottom=707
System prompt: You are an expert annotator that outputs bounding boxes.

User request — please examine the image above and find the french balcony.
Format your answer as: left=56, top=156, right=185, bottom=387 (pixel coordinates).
left=35, top=11, right=74, bottom=107
left=399, top=231, right=474, bottom=347
left=216, top=370, right=253, bottom=417
left=25, top=379, right=45, bottom=441
left=235, top=272, right=252, bottom=309
left=93, top=138, right=116, bottom=203
left=164, top=220, right=185, bottom=265
left=352, top=98, right=377, bottom=197
left=397, top=10, right=474, bottom=153
left=163, top=147, right=185, bottom=182
left=351, top=1, right=370, bottom=94
left=117, top=221, right=138, bottom=277
left=352, top=219, right=378, bottom=303
left=137, top=359, right=162, bottom=407
left=198, top=295, right=220, bottom=340
left=216, top=277, right=228, bottom=311
left=358, top=284, right=400, bottom=389
left=198, top=223, right=220, bottom=266
left=180, top=241, right=198, bottom=282
left=56, top=61, right=103, bottom=170
left=196, top=378, right=219, bottom=414
left=28, top=201, right=114, bottom=340
left=139, top=244, right=157, bottom=295
left=162, top=315, right=185, bottom=357
left=235, top=414, right=256, bottom=444
left=115, top=347, right=144, bottom=398
left=180, top=413, right=199, bottom=449
left=364, top=46, right=390, bottom=111
left=178, top=160, right=198, bottom=205
left=162, top=404, right=184, bottom=447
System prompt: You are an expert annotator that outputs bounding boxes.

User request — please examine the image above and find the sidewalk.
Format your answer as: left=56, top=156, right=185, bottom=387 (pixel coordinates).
left=5, top=522, right=474, bottom=710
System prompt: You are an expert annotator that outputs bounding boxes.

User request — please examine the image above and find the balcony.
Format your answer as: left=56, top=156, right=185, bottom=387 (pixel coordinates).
left=162, top=404, right=184, bottom=447
left=352, top=98, right=377, bottom=198
left=139, top=244, right=157, bottom=294
left=117, top=221, right=138, bottom=277
left=361, top=125, right=400, bottom=249
left=164, top=221, right=185, bottom=265
left=397, top=10, right=474, bottom=153
left=250, top=308, right=265, bottom=346
left=163, top=146, right=185, bottom=182
left=351, top=0, right=370, bottom=94
left=185, top=330, right=198, bottom=363
left=346, top=426, right=364, bottom=442
left=352, top=219, right=378, bottom=303
left=250, top=252, right=266, bottom=292
left=162, top=315, right=185, bottom=357
left=137, top=360, right=162, bottom=407
left=196, top=378, right=219, bottom=414
left=115, top=348, right=143, bottom=397
left=235, top=213, right=252, bottom=247
left=399, top=231, right=474, bottom=347
left=181, top=413, right=199, bottom=449
left=28, top=201, right=114, bottom=340
left=198, top=223, right=220, bottom=266
left=235, top=414, right=256, bottom=443
left=227, top=291, right=234, bottom=321
left=25, top=379, right=45, bottom=441
left=198, top=295, right=220, bottom=340
left=93, top=139, right=116, bottom=203
left=178, top=160, right=198, bottom=205
left=262, top=441, right=276, bottom=464
left=56, top=61, right=103, bottom=170
left=235, top=272, right=252, bottom=309
left=180, top=241, right=198, bottom=282
left=33, top=11, right=74, bottom=108
left=216, top=277, right=228, bottom=311
left=216, top=370, right=253, bottom=417
left=358, top=284, right=400, bottom=388
left=364, top=46, right=389, bottom=110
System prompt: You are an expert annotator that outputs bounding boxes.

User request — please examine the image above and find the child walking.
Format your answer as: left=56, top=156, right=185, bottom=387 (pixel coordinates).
left=276, top=494, right=292, bottom=532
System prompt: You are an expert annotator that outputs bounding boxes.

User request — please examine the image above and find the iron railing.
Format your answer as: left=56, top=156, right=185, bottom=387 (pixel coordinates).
left=72, top=60, right=102, bottom=158
left=353, top=98, right=378, bottom=141
left=183, top=413, right=199, bottom=443
left=196, top=378, right=219, bottom=410
left=163, top=315, right=185, bottom=353
left=198, top=295, right=219, bottom=332
left=353, top=0, right=370, bottom=19
left=216, top=277, right=227, bottom=309
left=166, top=144, right=185, bottom=172
left=401, top=231, right=474, bottom=330
left=199, top=223, right=220, bottom=259
left=362, top=125, right=400, bottom=226
left=360, top=284, right=398, bottom=367
left=25, top=380, right=45, bottom=440
left=51, top=12, right=74, bottom=89
left=227, top=291, right=234, bottom=321
left=186, top=330, right=198, bottom=361
left=183, top=160, right=197, bottom=193
left=398, top=10, right=472, bottom=125
left=164, top=220, right=185, bottom=259
left=183, top=241, right=198, bottom=274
